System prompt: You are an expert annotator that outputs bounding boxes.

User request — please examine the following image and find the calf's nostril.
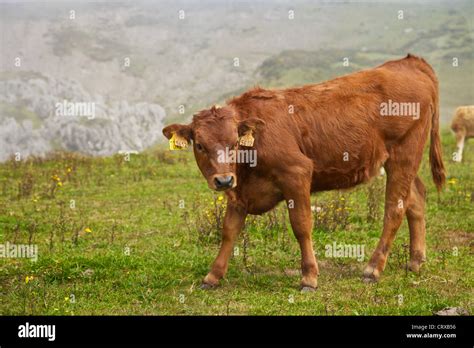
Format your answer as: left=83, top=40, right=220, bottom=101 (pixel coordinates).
left=214, top=175, right=233, bottom=188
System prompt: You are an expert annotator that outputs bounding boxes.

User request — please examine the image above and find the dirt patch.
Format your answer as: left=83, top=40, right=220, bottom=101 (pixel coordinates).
left=435, top=230, right=473, bottom=251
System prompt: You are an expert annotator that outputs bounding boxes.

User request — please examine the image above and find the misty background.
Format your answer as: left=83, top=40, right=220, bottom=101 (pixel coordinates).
left=0, top=0, right=473, bottom=161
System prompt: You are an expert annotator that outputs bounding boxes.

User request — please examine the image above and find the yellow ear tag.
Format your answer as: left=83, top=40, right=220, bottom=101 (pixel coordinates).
left=169, top=133, right=188, bottom=150
left=239, top=130, right=255, bottom=147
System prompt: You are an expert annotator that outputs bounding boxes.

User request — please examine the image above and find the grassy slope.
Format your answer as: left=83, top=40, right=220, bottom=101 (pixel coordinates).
left=0, top=130, right=472, bottom=315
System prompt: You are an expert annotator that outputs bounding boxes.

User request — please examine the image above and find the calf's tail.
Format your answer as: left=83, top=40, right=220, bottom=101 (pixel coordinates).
left=429, top=91, right=446, bottom=192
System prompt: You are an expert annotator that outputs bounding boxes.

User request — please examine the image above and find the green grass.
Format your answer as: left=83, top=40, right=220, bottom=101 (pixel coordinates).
left=0, top=130, right=472, bottom=315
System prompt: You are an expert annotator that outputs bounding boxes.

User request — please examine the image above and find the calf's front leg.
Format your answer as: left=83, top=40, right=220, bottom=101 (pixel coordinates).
left=281, top=179, right=319, bottom=291
left=201, top=203, right=247, bottom=289
left=287, top=196, right=319, bottom=291
left=454, top=130, right=465, bottom=162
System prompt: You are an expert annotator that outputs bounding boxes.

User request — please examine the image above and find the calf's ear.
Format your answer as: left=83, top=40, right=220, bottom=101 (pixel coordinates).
left=237, top=118, right=265, bottom=136
left=162, top=124, right=193, bottom=141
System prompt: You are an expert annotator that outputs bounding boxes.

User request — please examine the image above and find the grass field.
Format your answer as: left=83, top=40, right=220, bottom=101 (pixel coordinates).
left=0, top=129, right=472, bottom=315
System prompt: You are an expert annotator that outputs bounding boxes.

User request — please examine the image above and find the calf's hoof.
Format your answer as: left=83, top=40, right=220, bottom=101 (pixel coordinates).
left=200, top=282, right=217, bottom=290
left=407, top=252, right=426, bottom=273
left=300, top=275, right=318, bottom=290
left=407, top=260, right=424, bottom=273
left=200, top=273, right=219, bottom=290
left=362, top=265, right=380, bottom=283
left=300, top=286, right=317, bottom=293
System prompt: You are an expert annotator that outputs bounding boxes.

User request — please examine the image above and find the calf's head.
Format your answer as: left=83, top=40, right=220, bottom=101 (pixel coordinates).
left=162, top=105, right=264, bottom=191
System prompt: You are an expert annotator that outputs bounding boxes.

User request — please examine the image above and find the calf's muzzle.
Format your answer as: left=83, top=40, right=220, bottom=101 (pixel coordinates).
left=213, top=175, right=235, bottom=190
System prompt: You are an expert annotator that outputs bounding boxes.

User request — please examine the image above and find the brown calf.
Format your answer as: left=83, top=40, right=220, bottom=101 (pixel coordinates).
left=163, top=54, right=446, bottom=291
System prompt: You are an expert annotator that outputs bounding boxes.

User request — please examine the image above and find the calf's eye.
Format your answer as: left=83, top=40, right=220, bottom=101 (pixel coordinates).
left=195, top=143, right=204, bottom=151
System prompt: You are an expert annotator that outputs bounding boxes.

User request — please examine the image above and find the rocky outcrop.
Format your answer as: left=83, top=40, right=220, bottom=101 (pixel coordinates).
left=0, top=73, right=166, bottom=161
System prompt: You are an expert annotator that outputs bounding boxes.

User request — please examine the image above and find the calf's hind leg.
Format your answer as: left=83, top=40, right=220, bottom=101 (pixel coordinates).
left=363, top=159, right=416, bottom=282
left=363, top=114, right=430, bottom=282
left=406, top=176, right=427, bottom=273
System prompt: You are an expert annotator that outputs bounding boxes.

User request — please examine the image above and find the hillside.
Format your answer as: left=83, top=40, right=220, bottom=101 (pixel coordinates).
left=0, top=0, right=473, bottom=161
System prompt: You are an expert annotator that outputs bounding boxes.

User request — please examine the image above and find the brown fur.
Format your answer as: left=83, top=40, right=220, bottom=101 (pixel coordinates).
left=163, top=54, right=446, bottom=289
